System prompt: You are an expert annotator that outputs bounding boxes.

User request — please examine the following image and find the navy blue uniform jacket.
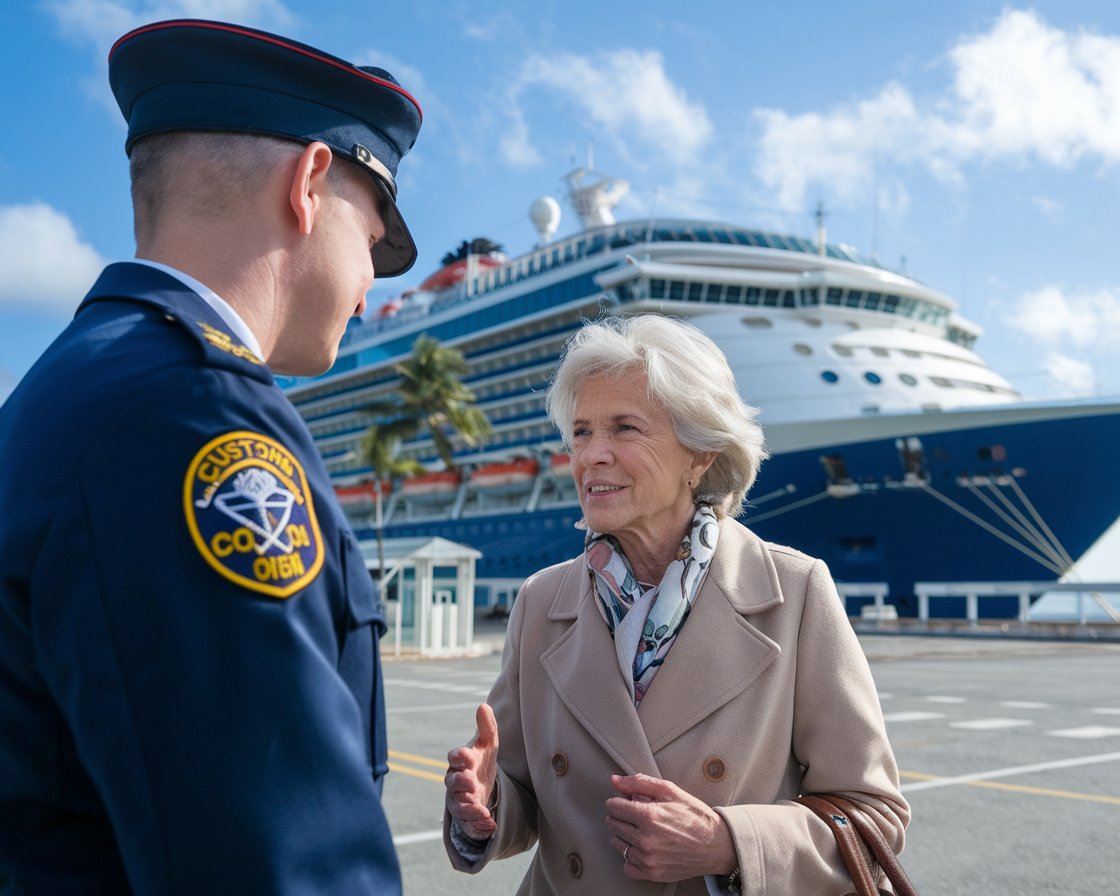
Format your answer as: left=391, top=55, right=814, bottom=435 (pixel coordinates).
left=0, top=263, right=401, bottom=894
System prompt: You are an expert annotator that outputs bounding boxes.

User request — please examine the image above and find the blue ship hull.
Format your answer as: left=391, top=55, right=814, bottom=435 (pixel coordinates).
left=356, top=402, right=1120, bottom=618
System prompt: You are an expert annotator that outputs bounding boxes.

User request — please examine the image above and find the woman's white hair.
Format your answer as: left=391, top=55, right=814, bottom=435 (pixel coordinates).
left=546, top=314, right=768, bottom=517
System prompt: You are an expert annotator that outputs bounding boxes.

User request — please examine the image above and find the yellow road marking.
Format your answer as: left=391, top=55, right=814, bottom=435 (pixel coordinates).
left=390, top=749, right=448, bottom=769
left=389, top=749, right=450, bottom=783
left=900, top=769, right=1120, bottom=805
left=389, top=762, right=445, bottom=783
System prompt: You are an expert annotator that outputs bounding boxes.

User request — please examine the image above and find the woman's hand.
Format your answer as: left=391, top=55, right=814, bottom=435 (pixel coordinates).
left=605, top=773, right=737, bottom=882
left=445, top=703, right=500, bottom=841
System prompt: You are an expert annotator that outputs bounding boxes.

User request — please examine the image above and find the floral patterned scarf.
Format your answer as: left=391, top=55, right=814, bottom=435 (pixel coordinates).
left=585, top=504, right=719, bottom=705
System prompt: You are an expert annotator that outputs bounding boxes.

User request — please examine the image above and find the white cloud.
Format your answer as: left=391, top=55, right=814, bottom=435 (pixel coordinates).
left=754, top=83, right=930, bottom=212
left=1009, top=284, right=1120, bottom=346
left=948, top=10, right=1120, bottom=165
left=1029, top=195, right=1064, bottom=219
left=0, top=204, right=106, bottom=312
left=1042, top=351, right=1096, bottom=395
left=751, top=9, right=1120, bottom=212
left=499, top=107, right=545, bottom=169
left=505, top=49, right=713, bottom=169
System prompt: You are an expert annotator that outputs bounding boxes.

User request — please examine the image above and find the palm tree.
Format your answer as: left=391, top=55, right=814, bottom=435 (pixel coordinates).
left=395, top=334, right=491, bottom=470
left=359, top=334, right=491, bottom=576
left=360, top=420, right=426, bottom=579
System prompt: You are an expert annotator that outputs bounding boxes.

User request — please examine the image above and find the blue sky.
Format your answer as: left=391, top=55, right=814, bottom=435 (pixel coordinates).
left=3, top=1, right=1120, bottom=573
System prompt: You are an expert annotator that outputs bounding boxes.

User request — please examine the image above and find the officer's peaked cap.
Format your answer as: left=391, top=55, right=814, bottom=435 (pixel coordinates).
left=109, top=19, right=423, bottom=277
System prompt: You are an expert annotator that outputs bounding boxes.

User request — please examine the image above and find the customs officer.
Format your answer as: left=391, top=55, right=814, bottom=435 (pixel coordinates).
left=0, top=18, right=421, bottom=894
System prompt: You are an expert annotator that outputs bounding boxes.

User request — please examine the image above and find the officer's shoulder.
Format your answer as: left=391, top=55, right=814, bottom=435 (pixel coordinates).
left=99, top=296, right=273, bottom=384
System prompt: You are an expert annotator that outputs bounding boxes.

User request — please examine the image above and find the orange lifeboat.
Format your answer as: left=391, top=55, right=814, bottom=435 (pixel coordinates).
left=548, top=453, right=572, bottom=477
left=400, top=469, right=462, bottom=497
left=334, top=481, right=389, bottom=506
left=418, top=256, right=505, bottom=292
left=470, top=457, right=540, bottom=489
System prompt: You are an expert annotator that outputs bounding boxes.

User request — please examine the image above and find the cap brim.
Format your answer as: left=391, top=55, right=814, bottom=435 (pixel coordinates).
left=371, top=177, right=417, bottom=278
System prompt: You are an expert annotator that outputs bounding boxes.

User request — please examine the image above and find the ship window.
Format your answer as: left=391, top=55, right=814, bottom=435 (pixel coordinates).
left=763, top=289, right=780, bottom=306
left=826, top=287, right=843, bottom=305
left=871, top=347, right=889, bottom=357
left=669, top=280, right=685, bottom=300
left=899, top=373, right=918, bottom=386
left=845, top=290, right=863, bottom=307
left=803, top=317, right=822, bottom=327
left=930, top=376, right=952, bottom=387
left=742, top=317, right=773, bottom=329
left=726, top=285, right=742, bottom=304
left=882, top=295, right=899, bottom=313
left=783, top=290, right=796, bottom=307
left=902, top=349, right=920, bottom=358
left=821, top=370, right=840, bottom=384
left=745, top=287, right=761, bottom=305
left=801, top=287, right=820, bottom=305
left=832, top=345, right=853, bottom=357
left=650, top=278, right=667, bottom=299
left=687, top=282, right=704, bottom=302
left=864, top=372, right=882, bottom=385
left=793, top=343, right=813, bottom=356
left=864, top=292, right=881, bottom=310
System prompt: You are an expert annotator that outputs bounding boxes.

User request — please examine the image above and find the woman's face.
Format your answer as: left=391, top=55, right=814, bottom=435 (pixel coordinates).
left=569, top=369, right=713, bottom=566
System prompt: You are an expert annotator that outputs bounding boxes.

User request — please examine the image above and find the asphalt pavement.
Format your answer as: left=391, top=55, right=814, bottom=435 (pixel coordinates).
left=381, top=607, right=1120, bottom=895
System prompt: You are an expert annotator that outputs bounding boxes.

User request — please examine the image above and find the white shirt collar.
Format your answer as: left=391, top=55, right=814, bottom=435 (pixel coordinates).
left=130, top=258, right=264, bottom=362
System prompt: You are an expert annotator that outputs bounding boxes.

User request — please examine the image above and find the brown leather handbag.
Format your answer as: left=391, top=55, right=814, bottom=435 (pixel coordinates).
left=796, top=794, right=919, bottom=896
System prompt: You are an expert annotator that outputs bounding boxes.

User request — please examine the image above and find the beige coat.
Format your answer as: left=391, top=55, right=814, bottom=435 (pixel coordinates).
left=445, top=519, right=909, bottom=894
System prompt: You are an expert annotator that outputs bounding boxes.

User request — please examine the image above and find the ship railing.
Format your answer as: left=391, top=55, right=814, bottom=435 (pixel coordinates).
left=475, top=577, right=525, bottom=617
left=914, top=580, right=1120, bottom=625
left=834, top=582, right=894, bottom=621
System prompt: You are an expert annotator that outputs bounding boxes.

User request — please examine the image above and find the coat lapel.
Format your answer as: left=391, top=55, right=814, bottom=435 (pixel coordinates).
left=637, top=519, right=784, bottom=754
left=538, top=520, right=787, bottom=771
left=540, top=563, right=662, bottom=777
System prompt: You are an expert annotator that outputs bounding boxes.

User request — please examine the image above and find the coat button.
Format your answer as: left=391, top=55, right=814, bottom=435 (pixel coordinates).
left=567, top=852, right=583, bottom=877
left=550, top=752, right=569, bottom=775
left=703, top=756, right=726, bottom=781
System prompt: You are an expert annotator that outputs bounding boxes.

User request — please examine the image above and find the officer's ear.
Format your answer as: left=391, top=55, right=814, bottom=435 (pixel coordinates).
left=289, top=141, right=334, bottom=236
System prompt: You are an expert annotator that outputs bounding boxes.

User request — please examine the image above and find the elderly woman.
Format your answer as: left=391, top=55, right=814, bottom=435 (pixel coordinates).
left=443, top=314, right=909, bottom=894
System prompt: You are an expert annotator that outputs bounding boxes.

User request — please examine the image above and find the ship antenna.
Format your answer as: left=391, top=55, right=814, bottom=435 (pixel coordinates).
left=564, top=166, right=630, bottom=230
left=815, top=200, right=828, bottom=256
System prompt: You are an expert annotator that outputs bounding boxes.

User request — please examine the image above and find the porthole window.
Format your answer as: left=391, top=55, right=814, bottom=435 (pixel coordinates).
left=793, top=343, right=813, bottom=356
left=742, top=317, right=773, bottom=329
left=864, top=372, right=882, bottom=385
left=832, top=345, right=853, bottom=357
left=821, top=370, right=840, bottom=384
left=899, top=373, right=918, bottom=386
left=871, top=347, right=889, bottom=357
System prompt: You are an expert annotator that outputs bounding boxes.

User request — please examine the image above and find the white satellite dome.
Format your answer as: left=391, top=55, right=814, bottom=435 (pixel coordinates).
left=530, top=195, right=561, bottom=246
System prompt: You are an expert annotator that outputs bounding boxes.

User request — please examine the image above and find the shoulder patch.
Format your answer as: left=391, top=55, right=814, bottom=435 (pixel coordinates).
left=183, top=430, right=324, bottom=598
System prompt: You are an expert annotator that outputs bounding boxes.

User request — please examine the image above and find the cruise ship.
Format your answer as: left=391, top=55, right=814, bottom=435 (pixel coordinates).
left=281, top=168, right=1120, bottom=617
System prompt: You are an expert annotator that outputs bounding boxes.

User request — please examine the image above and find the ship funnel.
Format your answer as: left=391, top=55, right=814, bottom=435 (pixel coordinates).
left=530, top=195, right=562, bottom=246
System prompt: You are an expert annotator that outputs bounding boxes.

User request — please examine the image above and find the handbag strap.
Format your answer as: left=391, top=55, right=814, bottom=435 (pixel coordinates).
left=822, top=795, right=919, bottom=896
left=796, top=795, right=919, bottom=896
left=797, top=795, right=880, bottom=895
